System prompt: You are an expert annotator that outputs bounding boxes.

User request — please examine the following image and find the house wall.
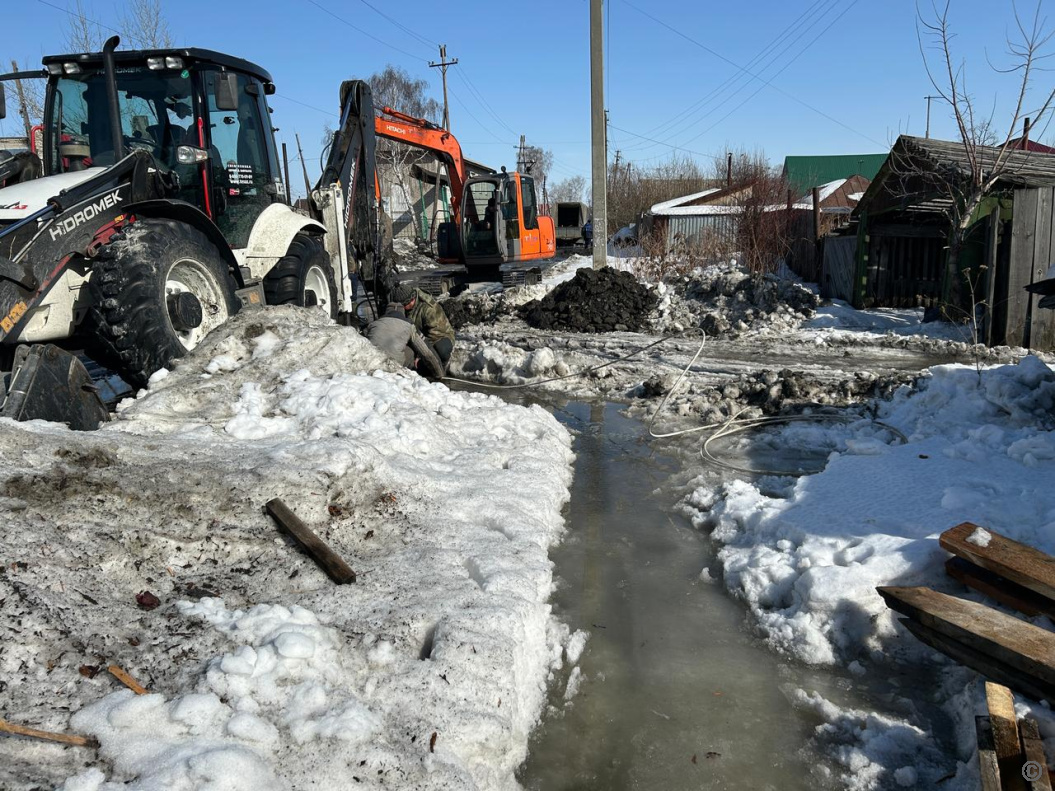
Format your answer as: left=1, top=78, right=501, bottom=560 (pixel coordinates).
left=999, top=187, right=1055, bottom=350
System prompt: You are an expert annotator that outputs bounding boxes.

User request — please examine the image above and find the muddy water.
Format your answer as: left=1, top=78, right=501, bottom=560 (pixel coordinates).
left=481, top=394, right=839, bottom=791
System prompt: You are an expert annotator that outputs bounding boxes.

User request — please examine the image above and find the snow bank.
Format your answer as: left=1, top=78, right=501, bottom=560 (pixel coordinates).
left=685, top=356, right=1055, bottom=665
left=683, top=355, right=1055, bottom=786
left=0, top=307, right=575, bottom=791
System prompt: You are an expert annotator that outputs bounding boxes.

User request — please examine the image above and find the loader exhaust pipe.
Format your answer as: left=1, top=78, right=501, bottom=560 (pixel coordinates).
left=102, top=36, right=124, bottom=162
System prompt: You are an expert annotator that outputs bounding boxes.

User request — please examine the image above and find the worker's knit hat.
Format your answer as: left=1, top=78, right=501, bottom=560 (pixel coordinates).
left=392, top=284, right=416, bottom=305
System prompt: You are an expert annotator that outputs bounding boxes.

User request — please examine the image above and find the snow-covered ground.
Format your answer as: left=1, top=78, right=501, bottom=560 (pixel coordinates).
left=443, top=255, right=1055, bottom=789
left=0, top=308, right=575, bottom=790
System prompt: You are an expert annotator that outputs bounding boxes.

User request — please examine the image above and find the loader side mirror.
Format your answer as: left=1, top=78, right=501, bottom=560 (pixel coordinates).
left=215, top=73, right=239, bottom=111
left=0, top=84, right=7, bottom=120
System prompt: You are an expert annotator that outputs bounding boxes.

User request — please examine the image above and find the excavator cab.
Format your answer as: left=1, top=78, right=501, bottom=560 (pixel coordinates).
left=453, top=171, right=555, bottom=267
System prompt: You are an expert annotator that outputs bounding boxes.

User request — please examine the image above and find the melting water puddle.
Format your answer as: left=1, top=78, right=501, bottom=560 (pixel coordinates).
left=452, top=385, right=949, bottom=789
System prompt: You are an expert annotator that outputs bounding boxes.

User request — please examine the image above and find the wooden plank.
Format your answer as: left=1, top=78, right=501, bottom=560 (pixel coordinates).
left=878, top=586, right=1055, bottom=689
left=940, top=522, right=1055, bottom=604
left=1019, top=718, right=1053, bottom=791
left=945, top=557, right=1055, bottom=619
left=901, top=619, right=1055, bottom=703
left=987, top=682, right=1028, bottom=791
left=265, top=498, right=356, bottom=584
left=1008, top=189, right=1040, bottom=348
left=0, top=718, right=97, bottom=748
left=1028, top=188, right=1055, bottom=351
left=986, top=206, right=1001, bottom=346
left=107, top=664, right=148, bottom=695
left=978, top=716, right=1006, bottom=791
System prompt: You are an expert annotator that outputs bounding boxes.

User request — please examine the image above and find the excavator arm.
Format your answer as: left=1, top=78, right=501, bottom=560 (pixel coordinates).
left=374, top=108, right=467, bottom=224
left=315, top=79, right=392, bottom=297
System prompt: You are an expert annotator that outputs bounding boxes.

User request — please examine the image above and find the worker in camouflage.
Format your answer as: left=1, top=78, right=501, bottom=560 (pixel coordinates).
left=390, top=282, right=456, bottom=373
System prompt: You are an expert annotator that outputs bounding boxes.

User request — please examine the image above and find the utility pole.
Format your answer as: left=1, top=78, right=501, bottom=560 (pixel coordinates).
left=590, top=0, right=607, bottom=269
left=429, top=45, right=458, bottom=132
left=295, top=133, right=311, bottom=204
left=9, top=60, right=33, bottom=142
left=924, top=95, right=941, bottom=138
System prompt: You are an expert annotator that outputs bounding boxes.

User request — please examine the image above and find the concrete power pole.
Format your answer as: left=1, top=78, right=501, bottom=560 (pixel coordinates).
left=590, top=0, right=607, bottom=269
left=429, top=45, right=458, bottom=132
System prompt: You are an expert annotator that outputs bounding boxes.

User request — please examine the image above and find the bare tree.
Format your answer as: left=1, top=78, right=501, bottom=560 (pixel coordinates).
left=914, top=0, right=1055, bottom=308
left=550, top=175, right=586, bottom=204
left=368, top=66, right=443, bottom=244
left=122, top=0, right=172, bottom=48
left=64, top=0, right=105, bottom=51
left=606, top=153, right=710, bottom=235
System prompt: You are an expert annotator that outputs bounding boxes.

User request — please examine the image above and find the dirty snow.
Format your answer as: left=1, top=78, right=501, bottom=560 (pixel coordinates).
left=0, top=306, right=576, bottom=791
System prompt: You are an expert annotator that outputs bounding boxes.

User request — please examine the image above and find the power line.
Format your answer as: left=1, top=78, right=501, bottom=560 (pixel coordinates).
left=352, top=0, right=436, bottom=50
left=630, top=0, right=849, bottom=154
left=36, top=0, right=150, bottom=48
left=621, top=0, right=834, bottom=150
left=607, top=123, right=723, bottom=160
left=273, top=93, right=337, bottom=117
left=619, top=0, right=884, bottom=147
left=678, top=0, right=865, bottom=149
left=302, top=0, right=426, bottom=62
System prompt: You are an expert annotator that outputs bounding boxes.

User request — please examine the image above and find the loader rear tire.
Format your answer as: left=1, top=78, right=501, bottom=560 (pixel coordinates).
left=263, top=234, right=338, bottom=320
left=84, top=218, right=240, bottom=389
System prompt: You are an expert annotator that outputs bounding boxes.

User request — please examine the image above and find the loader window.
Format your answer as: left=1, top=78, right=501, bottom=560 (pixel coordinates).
left=205, top=71, right=272, bottom=249
left=47, top=70, right=195, bottom=174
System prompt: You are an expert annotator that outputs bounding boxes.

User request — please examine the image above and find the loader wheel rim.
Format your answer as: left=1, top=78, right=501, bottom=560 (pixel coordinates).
left=165, top=257, right=230, bottom=349
left=304, top=264, right=331, bottom=311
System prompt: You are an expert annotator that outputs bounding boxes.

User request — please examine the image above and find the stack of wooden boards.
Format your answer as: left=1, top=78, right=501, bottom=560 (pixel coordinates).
left=976, top=682, right=1051, bottom=791
left=878, top=522, right=1055, bottom=787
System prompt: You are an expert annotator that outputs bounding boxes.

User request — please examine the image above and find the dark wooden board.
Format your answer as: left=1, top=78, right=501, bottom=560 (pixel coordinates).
left=266, top=498, right=356, bottom=584
left=901, top=619, right=1055, bottom=704
left=978, top=716, right=1005, bottom=791
left=1019, top=718, right=1053, bottom=791
left=878, top=586, right=1055, bottom=689
left=946, top=557, right=1055, bottom=619
left=940, top=523, right=1055, bottom=605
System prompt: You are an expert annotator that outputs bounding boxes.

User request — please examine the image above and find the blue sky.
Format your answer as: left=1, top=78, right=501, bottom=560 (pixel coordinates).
left=3, top=0, right=1053, bottom=195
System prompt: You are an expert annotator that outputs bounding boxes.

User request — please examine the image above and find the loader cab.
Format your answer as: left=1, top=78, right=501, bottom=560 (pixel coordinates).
left=40, top=48, right=285, bottom=248
left=460, top=171, right=553, bottom=266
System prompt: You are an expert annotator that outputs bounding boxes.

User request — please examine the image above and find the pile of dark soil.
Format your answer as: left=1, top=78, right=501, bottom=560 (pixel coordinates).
left=441, top=293, right=510, bottom=330
left=519, top=268, right=657, bottom=333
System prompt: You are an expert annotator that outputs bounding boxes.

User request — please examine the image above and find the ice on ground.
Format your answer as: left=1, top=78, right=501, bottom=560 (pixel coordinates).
left=0, top=306, right=574, bottom=791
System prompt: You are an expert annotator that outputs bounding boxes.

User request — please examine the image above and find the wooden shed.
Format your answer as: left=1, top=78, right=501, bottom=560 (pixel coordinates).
left=851, top=135, right=1055, bottom=349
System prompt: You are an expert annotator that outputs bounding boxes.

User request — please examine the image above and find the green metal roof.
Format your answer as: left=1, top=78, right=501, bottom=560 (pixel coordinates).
left=782, top=153, right=889, bottom=194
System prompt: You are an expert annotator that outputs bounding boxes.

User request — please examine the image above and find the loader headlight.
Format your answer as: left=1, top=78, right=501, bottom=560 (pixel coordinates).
left=176, top=145, right=209, bottom=164
left=147, top=57, right=164, bottom=70
left=62, top=63, right=83, bottom=75
left=45, top=63, right=63, bottom=75
left=164, top=57, right=183, bottom=69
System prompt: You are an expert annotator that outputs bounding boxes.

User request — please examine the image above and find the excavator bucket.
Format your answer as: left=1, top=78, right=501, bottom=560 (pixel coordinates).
left=0, top=344, right=109, bottom=430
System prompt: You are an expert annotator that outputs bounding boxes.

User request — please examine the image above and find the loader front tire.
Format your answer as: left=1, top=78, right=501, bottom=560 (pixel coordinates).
left=85, top=218, right=240, bottom=389
left=263, top=234, right=338, bottom=320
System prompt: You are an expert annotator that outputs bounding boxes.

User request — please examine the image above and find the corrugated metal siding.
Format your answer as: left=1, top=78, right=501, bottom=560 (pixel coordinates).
left=663, top=214, right=738, bottom=250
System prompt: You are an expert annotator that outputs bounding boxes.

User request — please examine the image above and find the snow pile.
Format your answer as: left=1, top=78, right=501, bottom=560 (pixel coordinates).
left=391, top=237, right=439, bottom=270
left=519, top=267, right=657, bottom=333
left=683, top=355, right=1055, bottom=666
left=651, top=262, right=820, bottom=336
left=681, top=355, right=1055, bottom=787
left=0, top=307, right=576, bottom=791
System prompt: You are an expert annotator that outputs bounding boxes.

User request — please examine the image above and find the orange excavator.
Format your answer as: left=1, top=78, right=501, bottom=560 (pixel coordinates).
left=373, top=107, right=556, bottom=272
